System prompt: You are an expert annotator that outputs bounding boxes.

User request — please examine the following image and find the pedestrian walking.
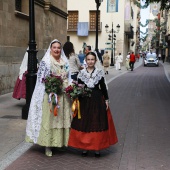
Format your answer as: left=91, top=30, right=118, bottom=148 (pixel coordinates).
left=68, top=52, right=118, bottom=158
left=12, top=47, right=28, bottom=100
left=125, top=52, right=130, bottom=70
left=63, top=41, right=83, bottom=81
left=158, top=53, right=161, bottom=60
left=102, top=51, right=110, bottom=74
left=115, top=53, right=123, bottom=70
left=78, top=50, right=85, bottom=65
left=25, top=39, right=72, bottom=157
left=129, top=51, right=136, bottom=71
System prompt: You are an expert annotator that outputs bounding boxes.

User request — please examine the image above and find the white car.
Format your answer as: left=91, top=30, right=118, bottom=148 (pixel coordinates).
left=144, top=53, right=159, bottom=67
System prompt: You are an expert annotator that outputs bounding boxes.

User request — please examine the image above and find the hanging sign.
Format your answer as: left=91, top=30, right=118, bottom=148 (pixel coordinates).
left=107, top=0, right=118, bottom=13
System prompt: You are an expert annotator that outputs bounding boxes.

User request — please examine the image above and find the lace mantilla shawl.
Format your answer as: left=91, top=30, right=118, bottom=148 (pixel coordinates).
left=26, top=59, right=51, bottom=143
left=78, top=68, right=104, bottom=88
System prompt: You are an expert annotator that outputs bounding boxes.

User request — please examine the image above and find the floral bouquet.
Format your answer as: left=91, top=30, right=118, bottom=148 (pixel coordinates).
left=65, top=80, right=92, bottom=119
left=42, top=73, right=63, bottom=116
left=65, top=80, right=92, bottom=100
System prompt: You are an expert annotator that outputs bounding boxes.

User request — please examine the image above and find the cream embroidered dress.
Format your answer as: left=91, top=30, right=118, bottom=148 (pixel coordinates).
left=26, top=55, right=71, bottom=147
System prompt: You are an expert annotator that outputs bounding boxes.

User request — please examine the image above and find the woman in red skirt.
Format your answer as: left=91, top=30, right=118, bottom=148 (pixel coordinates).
left=12, top=48, right=28, bottom=100
left=68, top=52, right=118, bottom=157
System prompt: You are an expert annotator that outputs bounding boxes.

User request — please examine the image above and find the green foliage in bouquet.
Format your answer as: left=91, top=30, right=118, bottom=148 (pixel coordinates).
left=42, top=74, right=63, bottom=105
left=65, top=80, right=92, bottom=100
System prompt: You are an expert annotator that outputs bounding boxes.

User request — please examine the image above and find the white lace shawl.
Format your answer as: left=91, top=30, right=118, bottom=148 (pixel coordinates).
left=78, top=68, right=104, bottom=88
left=83, top=51, right=108, bottom=89
left=26, top=39, right=71, bottom=143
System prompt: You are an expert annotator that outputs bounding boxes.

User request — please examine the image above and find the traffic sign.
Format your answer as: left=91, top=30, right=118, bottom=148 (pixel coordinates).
left=105, top=42, right=113, bottom=45
left=105, top=48, right=114, bottom=50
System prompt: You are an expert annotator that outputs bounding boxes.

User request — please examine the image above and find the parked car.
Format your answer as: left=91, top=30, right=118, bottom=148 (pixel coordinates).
left=144, top=53, right=159, bottom=67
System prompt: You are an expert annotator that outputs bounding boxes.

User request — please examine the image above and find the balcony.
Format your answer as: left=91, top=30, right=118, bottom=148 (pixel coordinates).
left=67, top=24, right=77, bottom=32
left=124, top=23, right=134, bottom=39
left=67, top=22, right=102, bottom=32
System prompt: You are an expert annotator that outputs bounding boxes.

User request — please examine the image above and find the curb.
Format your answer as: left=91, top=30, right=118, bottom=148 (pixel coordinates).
left=0, top=142, right=33, bottom=170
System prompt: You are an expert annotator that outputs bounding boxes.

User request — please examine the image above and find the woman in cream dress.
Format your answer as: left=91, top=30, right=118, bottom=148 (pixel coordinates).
left=25, top=39, right=72, bottom=157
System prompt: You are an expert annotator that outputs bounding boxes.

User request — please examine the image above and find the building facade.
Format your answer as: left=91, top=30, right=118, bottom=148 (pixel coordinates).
left=67, top=0, right=140, bottom=63
left=0, top=0, right=67, bottom=95
left=144, top=2, right=170, bottom=62
left=163, top=9, right=170, bottom=62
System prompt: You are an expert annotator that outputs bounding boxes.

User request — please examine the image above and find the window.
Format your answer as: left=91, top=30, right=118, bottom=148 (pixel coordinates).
left=89, top=11, right=101, bottom=31
left=15, top=0, right=29, bottom=15
left=15, top=0, right=22, bottom=12
left=68, top=11, right=78, bottom=31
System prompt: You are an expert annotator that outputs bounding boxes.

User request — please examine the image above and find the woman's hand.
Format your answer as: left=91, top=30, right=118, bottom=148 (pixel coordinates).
left=105, top=100, right=109, bottom=110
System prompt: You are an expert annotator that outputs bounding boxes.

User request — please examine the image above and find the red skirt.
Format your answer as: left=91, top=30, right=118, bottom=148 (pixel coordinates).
left=12, top=72, right=27, bottom=100
left=68, top=108, right=118, bottom=151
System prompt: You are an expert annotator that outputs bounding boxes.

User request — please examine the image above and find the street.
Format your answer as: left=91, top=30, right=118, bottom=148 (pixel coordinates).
left=108, top=64, right=170, bottom=170
left=2, top=62, right=170, bottom=170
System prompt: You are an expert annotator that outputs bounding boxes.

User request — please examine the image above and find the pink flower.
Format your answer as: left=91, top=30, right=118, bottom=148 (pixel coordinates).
left=78, top=84, right=84, bottom=88
left=72, top=80, right=78, bottom=85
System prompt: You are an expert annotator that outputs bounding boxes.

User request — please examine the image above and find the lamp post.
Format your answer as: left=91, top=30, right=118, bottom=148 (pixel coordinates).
left=95, top=0, right=103, bottom=53
left=22, top=0, right=37, bottom=119
left=105, top=22, right=120, bottom=66
left=113, top=37, right=116, bottom=65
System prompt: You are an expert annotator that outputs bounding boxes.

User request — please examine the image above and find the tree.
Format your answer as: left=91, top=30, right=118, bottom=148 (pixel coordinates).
left=144, top=0, right=170, bottom=10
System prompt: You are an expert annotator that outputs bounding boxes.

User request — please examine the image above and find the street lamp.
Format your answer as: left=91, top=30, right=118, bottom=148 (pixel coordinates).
left=95, top=0, right=103, bottom=53
left=22, top=0, right=37, bottom=119
left=105, top=22, right=120, bottom=66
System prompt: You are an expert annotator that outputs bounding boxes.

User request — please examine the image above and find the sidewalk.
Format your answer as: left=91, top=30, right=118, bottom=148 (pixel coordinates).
left=162, top=60, right=170, bottom=82
left=106, top=59, right=143, bottom=83
left=0, top=58, right=169, bottom=170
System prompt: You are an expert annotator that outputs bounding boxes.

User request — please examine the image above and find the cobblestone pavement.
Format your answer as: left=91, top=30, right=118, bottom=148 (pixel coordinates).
left=1, top=59, right=170, bottom=170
